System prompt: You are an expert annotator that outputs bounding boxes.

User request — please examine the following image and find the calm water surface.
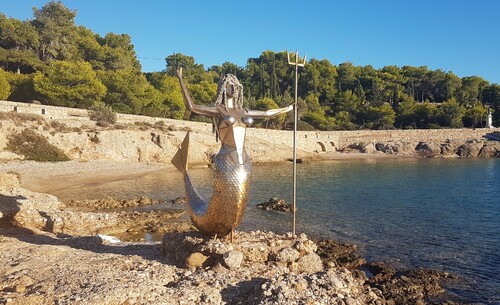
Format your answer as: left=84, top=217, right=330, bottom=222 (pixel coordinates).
left=54, top=158, right=500, bottom=304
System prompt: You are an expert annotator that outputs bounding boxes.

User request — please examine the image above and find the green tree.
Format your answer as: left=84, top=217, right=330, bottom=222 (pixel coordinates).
left=300, top=93, right=335, bottom=130
left=332, top=90, right=364, bottom=123
left=98, top=69, right=160, bottom=114
left=187, top=80, right=217, bottom=106
left=334, top=111, right=356, bottom=130
left=0, top=68, right=11, bottom=99
left=413, top=102, right=438, bottom=128
left=34, top=60, right=106, bottom=108
left=165, top=53, right=206, bottom=83
left=32, top=1, right=77, bottom=61
left=455, top=76, right=488, bottom=107
left=463, top=103, right=487, bottom=128
left=254, top=97, right=286, bottom=128
left=209, top=62, right=244, bottom=80
left=4, top=72, right=37, bottom=102
left=0, top=14, right=43, bottom=73
left=395, top=94, right=417, bottom=128
left=73, top=26, right=106, bottom=70
left=337, top=62, right=359, bottom=91
left=303, top=58, right=337, bottom=104
left=435, top=98, right=465, bottom=128
left=363, top=103, right=396, bottom=129
left=482, top=84, right=500, bottom=111
left=152, top=73, right=185, bottom=119
left=100, top=33, right=141, bottom=71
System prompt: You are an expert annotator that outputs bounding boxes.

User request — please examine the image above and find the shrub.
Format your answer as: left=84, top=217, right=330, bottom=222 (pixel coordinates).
left=6, top=129, right=70, bottom=162
left=0, top=112, right=45, bottom=125
left=89, top=105, right=117, bottom=125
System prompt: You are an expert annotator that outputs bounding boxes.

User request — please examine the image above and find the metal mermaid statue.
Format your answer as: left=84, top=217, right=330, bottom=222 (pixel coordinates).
left=171, top=68, right=292, bottom=237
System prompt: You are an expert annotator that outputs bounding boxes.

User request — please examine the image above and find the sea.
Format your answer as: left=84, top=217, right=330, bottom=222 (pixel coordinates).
left=53, top=158, right=500, bottom=304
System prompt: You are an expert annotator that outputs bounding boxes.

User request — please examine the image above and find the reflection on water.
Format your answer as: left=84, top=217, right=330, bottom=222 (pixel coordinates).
left=48, top=158, right=499, bottom=304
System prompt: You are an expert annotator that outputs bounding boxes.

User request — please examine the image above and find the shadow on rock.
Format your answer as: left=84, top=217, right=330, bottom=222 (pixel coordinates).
left=220, top=278, right=266, bottom=305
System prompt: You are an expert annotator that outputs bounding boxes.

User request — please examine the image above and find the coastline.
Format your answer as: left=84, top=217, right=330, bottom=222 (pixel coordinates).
left=0, top=169, right=459, bottom=304
left=0, top=110, right=498, bottom=303
left=0, top=152, right=419, bottom=197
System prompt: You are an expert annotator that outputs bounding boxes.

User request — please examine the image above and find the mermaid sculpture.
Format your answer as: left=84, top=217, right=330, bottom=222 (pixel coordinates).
left=172, top=68, right=292, bottom=237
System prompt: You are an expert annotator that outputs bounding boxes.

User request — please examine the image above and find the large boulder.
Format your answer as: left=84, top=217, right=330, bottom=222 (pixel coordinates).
left=478, top=143, right=500, bottom=157
left=415, top=141, right=440, bottom=157
left=456, top=141, right=483, bottom=157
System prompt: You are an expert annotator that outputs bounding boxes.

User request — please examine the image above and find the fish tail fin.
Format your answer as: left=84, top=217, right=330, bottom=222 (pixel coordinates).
left=171, top=131, right=190, bottom=173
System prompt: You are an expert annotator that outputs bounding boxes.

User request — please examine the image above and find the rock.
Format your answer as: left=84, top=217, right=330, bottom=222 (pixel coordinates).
left=96, top=234, right=121, bottom=244
left=294, top=238, right=317, bottom=255
left=478, top=143, right=500, bottom=157
left=364, top=262, right=395, bottom=283
left=256, top=197, right=292, bottom=212
left=239, top=242, right=270, bottom=263
left=415, top=141, right=440, bottom=157
left=360, top=142, right=375, bottom=153
left=277, top=247, right=300, bottom=263
left=186, top=252, right=209, bottom=268
left=315, top=239, right=366, bottom=269
left=223, top=250, right=243, bottom=269
left=365, top=265, right=457, bottom=305
left=171, top=196, right=186, bottom=205
left=0, top=172, right=21, bottom=188
left=440, top=142, right=456, bottom=156
left=456, top=141, right=483, bottom=157
left=294, top=253, right=323, bottom=274
left=375, top=142, right=386, bottom=151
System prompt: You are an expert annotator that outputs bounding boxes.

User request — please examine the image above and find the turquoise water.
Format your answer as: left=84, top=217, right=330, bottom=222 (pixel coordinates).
left=54, top=158, right=500, bottom=304
left=245, top=158, right=500, bottom=304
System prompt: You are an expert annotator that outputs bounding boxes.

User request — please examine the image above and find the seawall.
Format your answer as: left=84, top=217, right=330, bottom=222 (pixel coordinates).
left=1, top=100, right=499, bottom=163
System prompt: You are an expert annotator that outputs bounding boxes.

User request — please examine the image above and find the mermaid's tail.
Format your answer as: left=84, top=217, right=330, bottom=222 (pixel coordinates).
left=171, top=131, right=252, bottom=237
left=171, top=131, right=190, bottom=173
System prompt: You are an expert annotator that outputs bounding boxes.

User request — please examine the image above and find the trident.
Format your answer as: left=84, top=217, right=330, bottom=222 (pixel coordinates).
left=287, top=50, right=306, bottom=238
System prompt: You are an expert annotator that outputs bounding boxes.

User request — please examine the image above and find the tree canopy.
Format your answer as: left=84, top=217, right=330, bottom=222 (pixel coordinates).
left=1, top=1, right=500, bottom=128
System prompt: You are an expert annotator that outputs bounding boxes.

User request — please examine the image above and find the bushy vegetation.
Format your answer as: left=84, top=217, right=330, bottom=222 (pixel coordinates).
left=0, top=112, right=44, bottom=125
left=6, top=129, right=70, bottom=162
left=89, top=104, right=116, bottom=125
left=1, top=1, right=500, bottom=130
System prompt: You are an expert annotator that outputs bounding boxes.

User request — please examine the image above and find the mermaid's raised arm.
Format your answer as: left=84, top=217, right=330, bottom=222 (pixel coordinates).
left=246, top=104, right=294, bottom=119
left=177, top=68, right=219, bottom=117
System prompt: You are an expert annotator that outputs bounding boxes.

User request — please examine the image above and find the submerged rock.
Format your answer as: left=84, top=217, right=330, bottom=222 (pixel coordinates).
left=256, top=197, right=293, bottom=212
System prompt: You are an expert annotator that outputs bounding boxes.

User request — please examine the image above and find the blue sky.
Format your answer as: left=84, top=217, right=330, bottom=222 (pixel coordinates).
left=3, top=1, right=500, bottom=84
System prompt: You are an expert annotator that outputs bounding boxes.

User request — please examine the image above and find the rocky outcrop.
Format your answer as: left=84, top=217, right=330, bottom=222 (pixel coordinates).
left=365, top=263, right=458, bottom=305
left=411, top=139, right=500, bottom=158
left=479, top=143, right=500, bottom=157
left=0, top=172, right=191, bottom=237
left=456, top=141, right=484, bottom=157
left=161, top=231, right=385, bottom=304
left=415, top=141, right=441, bottom=157
left=256, top=197, right=293, bottom=212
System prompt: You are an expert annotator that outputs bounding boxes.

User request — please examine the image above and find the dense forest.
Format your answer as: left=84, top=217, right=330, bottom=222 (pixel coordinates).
left=1, top=1, right=500, bottom=130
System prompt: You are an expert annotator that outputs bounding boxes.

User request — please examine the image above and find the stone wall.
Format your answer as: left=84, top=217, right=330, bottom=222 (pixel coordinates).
left=1, top=100, right=497, bottom=154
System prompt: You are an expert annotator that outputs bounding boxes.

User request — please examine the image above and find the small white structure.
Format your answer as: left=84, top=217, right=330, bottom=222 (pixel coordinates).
left=486, top=110, right=494, bottom=128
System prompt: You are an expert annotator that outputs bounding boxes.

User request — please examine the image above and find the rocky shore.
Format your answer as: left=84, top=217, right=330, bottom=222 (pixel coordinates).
left=0, top=110, right=492, bottom=304
left=0, top=172, right=465, bottom=304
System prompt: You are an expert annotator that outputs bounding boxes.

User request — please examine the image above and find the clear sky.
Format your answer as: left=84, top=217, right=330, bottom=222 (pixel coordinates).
left=3, top=0, right=500, bottom=84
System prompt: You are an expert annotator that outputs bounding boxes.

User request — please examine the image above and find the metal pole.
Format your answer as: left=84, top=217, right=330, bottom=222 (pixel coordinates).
left=288, top=50, right=305, bottom=238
